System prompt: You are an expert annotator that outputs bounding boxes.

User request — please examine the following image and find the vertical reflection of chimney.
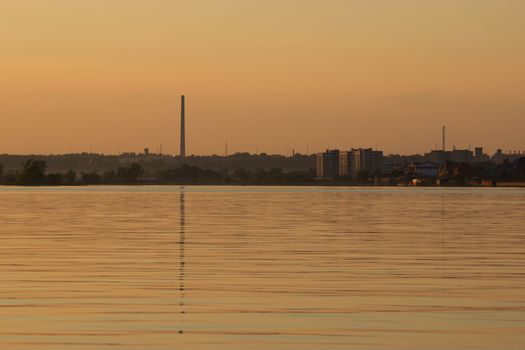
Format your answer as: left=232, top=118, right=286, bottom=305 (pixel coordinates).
left=178, top=186, right=186, bottom=334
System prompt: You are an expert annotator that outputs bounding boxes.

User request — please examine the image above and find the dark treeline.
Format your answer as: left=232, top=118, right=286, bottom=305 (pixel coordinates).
left=0, top=153, right=314, bottom=175
left=0, top=159, right=148, bottom=185
left=1, top=157, right=524, bottom=186
left=0, top=159, right=315, bottom=186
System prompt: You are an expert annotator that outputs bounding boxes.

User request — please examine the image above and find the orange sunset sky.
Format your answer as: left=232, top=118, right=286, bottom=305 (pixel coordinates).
left=1, top=1, right=524, bottom=155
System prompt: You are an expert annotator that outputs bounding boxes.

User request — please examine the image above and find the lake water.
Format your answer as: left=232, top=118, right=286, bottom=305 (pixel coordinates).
left=1, top=186, right=524, bottom=349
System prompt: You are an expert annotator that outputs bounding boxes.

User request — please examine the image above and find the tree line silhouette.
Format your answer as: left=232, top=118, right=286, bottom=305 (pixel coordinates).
left=0, top=159, right=315, bottom=186
left=0, top=159, right=145, bottom=185
left=0, top=157, right=524, bottom=186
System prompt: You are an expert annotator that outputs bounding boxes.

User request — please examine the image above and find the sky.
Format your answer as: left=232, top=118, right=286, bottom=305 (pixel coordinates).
left=1, top=0, right=524, bottom=156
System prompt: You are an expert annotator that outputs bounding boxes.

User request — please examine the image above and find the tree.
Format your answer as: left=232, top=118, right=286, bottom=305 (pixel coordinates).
left=81, top=172, right=101, bottom=184
left=234, top=168, right=253, bottom=179
left=18, top=159, right=47, bottom=185
left=46, top=173, right=64, bottom=185
left=65, top=170, right=77, bottom=184
left=157, top=165, right=221, bottom=182
left=268, top=168, right=283, bottom=178
left=102, top=169, right=116, bottom=183
left=4, top=173, right=16, bottom=185
left=116, top=163, right=143, bottom=182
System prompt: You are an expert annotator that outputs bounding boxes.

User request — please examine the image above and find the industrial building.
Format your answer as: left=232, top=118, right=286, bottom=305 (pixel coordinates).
left=492, top=149, right=525, bottom=164
left=426, top=149, right=473, bottom=165
left=412, top=162, right=439, bottom=178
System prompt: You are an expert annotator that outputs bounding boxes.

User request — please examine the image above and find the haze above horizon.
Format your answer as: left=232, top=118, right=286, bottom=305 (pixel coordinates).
left=1, top=1, right=524, bottom=155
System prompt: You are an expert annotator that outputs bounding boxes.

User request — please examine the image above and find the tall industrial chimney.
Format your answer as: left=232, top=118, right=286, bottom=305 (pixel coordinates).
left=180, top=95, right=186, bottom=158
left=442, top=125, right=446, bottom=152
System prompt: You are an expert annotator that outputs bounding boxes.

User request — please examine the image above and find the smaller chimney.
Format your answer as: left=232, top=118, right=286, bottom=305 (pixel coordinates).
left=442, top=125, right=446, bottom=152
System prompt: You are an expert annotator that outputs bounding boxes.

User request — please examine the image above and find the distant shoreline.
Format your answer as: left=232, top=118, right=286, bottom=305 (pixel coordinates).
left=2, top=181, right=525, bottom=188
left=3, top=159, right=524, bottom=188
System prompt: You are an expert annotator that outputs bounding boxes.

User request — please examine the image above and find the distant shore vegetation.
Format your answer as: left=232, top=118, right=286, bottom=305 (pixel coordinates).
left=0, top=157, right=524, bottom=187
left=0, top=159, right=314, bottom=186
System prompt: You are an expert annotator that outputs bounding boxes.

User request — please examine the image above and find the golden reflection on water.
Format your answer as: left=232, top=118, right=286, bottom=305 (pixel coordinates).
left=0, top=186, right=524, bottom=349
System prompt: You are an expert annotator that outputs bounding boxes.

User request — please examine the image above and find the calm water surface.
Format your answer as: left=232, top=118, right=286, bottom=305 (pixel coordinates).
left=1, top=186, right=524, bottom=349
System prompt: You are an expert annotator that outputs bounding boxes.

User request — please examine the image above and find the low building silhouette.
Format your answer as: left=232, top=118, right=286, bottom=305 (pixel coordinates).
left=411, top=162, right=439, bottom=178
left=492, top=149, right=525, bottom=164
left=427, top=149, right=473, bottom=165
